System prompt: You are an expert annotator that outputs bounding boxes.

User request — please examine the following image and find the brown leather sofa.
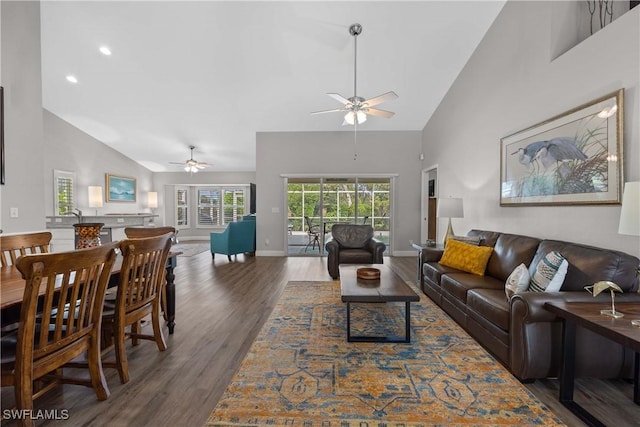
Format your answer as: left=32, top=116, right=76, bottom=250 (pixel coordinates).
left=421, top=229, right=640, bottom=381
left=326, top=224, right=386, bottom=279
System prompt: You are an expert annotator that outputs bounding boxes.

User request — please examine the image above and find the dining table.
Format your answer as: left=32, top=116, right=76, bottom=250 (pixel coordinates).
left=0, top=250, right=181, bottom=334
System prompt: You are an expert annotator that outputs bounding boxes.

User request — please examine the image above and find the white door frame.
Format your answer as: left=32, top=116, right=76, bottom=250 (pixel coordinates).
left=420, top=164, right=438, bottom=244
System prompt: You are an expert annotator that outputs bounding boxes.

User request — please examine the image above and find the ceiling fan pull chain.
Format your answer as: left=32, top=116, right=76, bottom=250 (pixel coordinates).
left=353, top=122, right=358, bottom=161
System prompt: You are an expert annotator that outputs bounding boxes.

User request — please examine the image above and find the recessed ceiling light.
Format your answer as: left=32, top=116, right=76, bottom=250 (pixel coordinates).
left=99, top=46, right=112, bottom=56
left=66, top=75, right=78, bottom=83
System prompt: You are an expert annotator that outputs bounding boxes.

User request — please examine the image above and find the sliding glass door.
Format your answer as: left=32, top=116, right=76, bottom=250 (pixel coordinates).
left=287, top=176, right=391, bottom=256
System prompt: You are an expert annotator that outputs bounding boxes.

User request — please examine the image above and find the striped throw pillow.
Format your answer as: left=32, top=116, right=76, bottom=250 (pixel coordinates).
left=529, top=251, right=568, bottom=292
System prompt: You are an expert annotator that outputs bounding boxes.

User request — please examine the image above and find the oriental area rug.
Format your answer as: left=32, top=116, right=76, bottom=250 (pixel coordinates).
left=206, top=281, right=564, bottom=426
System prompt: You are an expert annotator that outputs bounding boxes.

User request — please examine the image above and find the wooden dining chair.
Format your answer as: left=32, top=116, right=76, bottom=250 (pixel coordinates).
left=0, top=232, right=52, bottom=267
left=122, top=226, right=176, bottom=320
left=101, top=234, right=172, bottom=384
left=0, top=243, right=118, bottom=427
left=124, top=226, right=176, bottom=240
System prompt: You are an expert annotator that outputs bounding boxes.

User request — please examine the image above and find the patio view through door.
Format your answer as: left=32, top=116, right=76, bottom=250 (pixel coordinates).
left=287, top=177, right=391, bottom=256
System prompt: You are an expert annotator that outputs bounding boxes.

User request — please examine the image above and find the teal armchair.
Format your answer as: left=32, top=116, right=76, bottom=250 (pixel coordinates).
left=210, top=219, right=256, bottom=261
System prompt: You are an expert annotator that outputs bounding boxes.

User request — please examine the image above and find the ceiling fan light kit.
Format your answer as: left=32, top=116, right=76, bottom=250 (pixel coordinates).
left=170, top=145, right=210, bottom=174
left=311, top=23, right=398, bottom=126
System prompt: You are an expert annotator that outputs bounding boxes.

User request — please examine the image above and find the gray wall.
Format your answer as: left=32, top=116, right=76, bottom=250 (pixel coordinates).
left=421, top=1, right=640, bottom=257
left=0, top=1, right=46, bottom=233
left=153, top=171, right=256, bottom=240
left=43, top=110, right=154, bottom=216
left=256, top=131, right=423, bottom=256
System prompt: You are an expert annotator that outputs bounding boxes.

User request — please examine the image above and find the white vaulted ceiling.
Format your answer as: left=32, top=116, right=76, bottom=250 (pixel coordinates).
left=40, top=1, right=505, bottom=172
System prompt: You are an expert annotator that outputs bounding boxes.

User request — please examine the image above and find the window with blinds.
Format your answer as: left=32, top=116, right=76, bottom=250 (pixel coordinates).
left=53, top=170, right=76, bottom=215
left=197, top=186, right=246, bottom=227
left=176, top=187, right=189, bottom=228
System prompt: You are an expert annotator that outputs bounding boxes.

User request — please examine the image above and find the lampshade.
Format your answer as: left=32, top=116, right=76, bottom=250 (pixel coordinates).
left=618, top=181, right=639, bottom=236
left=437, top=198, right=464, bottom=219
left=185, top=165, right=199, bottom=173
left=148, top=191, right=158, bottom=209
left=88, top=186, right=103, bottom=208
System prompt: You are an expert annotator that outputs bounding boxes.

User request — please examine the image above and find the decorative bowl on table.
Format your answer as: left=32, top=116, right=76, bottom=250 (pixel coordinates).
left=357, top=267, right=380, bottom=280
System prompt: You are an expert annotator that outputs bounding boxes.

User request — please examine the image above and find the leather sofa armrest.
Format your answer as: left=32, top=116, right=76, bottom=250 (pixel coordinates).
left=326, top=239, right=339, bottom=252
left=509, top=291, right=618, bottom=380
left=326, top=240, right=341, bottom=279
left=368, top=238, right=386, bottom=263
left=510, top=292, right=563, bottom=323
left=421, top=247, right=444, bottom=263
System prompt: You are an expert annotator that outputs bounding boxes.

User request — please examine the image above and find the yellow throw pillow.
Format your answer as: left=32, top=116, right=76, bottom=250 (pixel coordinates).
left=439, top=238, right=494, bottom=276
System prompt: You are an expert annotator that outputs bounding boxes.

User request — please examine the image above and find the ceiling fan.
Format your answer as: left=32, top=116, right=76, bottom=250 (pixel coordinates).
left=312, top=23, right=398, bottom=125
left=169, top=145, right=210, bottom=173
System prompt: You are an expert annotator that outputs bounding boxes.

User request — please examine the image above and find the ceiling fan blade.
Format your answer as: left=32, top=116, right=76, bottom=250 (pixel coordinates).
left=311, top=108, right=347, bottom=115
left=363, top=91, right=398, bottom=107
left=365, top=108, right=395, bottom=118
left=327, top=93, right=351, bottom=105
left=169, top=161, right=186, bottom=165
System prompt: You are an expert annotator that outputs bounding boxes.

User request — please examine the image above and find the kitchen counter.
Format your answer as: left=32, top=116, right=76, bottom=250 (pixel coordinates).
left=46, top=214, right=157, bottom=229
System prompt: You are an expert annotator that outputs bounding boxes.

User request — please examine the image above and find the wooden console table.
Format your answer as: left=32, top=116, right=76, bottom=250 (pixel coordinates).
left=544, top=301, right=640, bottom=427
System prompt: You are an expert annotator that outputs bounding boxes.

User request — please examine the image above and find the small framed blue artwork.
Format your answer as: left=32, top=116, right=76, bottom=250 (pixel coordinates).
left=106, top=174, right=136, bottom=202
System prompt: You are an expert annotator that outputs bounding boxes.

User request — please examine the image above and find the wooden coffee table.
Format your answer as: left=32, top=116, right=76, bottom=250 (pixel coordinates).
left=545, top=301, right=640, bottom=427
left=339, top=264, right=419, bottom=343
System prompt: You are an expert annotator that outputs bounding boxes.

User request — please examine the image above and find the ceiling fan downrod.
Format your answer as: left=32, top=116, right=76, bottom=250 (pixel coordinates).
left=349, top=23, right=362, bottom=101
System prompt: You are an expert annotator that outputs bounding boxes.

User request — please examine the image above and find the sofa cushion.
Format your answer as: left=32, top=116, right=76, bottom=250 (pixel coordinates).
left=441, top=272, right=504, bottom=304
left=467, top=230, right=502, bottom=248
left=423, top=262, right=459, bottom=287
left=531, top=240, right=639, bottom=292
left=448, top=235, right=481, bottom=246
left=331, top=224, right=374, bottom=249
left=467, top=289, right=510, bottom=331
left=486, top=233, right=541, bottom=281
left=439, top=239, right=493, bottom=276
left=338, top=248, right=374, bottom=264
left=529, top=251, right=568, bottom=292
left=505, top=263, right=530, bottom=298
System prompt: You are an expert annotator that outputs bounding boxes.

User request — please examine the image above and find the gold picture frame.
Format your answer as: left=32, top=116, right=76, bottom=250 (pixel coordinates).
left=500, top=89, right=623, bottom=206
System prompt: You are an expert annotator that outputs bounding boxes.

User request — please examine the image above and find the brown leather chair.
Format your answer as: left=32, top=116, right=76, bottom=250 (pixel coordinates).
left=325, top=224, right=386, bottom=279
left=1, top=244, right=117, bottom=426
left=100, top=234, right=172, bottom=384
left=0, top=232, right=52, bottom=267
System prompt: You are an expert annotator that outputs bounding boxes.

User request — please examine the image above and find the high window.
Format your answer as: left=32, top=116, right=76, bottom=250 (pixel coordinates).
left=175, top=187, right=189, bottom=228
left=53, top=170, right=76, bottom=215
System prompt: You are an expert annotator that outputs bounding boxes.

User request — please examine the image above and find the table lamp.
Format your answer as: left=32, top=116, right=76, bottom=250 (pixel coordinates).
left=88, top=186, right=103, bottom=215
left=618, top=181, right=639, bottom=236
left=618, top=181, right=639, bottom=326
left=148, top=191, right=158, bottom=226
left=437, top=197, right=464, bottom=242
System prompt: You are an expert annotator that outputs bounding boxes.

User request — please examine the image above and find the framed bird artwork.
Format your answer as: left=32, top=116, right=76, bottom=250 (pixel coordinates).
left=500, top=89, right=623, bottom=206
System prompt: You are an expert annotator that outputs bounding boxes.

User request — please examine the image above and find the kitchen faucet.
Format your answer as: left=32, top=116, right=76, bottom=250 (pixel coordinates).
left=71, top=208, right=83, bottom=223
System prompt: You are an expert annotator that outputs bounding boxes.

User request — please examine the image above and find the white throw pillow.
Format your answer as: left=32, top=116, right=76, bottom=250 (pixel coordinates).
left=505, top=263, right=530, bottom=299
left=529, top=251, right=568, bottom=293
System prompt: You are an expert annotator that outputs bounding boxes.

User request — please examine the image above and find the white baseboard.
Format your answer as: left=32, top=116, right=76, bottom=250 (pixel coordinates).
left=256, top=250, right=285, bottom=256
left=392, top=251, right=416, bottom=257
left=175, top=236, right=209, bottom=242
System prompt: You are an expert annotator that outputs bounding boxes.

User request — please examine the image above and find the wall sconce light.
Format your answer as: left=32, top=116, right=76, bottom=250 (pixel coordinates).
left=88, top=186, right=103, bottom=215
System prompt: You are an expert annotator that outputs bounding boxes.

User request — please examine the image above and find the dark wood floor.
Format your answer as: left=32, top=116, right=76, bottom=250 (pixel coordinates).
left=2, top=252, right=639, bottom=426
